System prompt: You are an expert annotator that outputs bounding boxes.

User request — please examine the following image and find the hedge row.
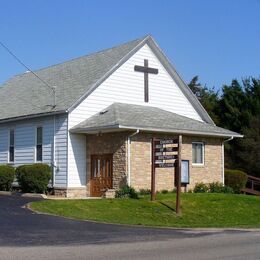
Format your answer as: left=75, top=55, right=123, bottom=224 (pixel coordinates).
left=193, top=169, right=248, bottom=194
left=0, top=164, right=51, bottom=193
left=224, top=169, right=247, bottom=193
left=0, top=165, right=15, bottom=191
left=193, top=182, right=234, bottom=193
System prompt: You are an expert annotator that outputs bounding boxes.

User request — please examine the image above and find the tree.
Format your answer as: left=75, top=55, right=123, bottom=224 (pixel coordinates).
left=218, top=78, right=260, bottom=177
left=188, top=76, right=220, bottom=124
left=188, top=76, right=260, bottom=177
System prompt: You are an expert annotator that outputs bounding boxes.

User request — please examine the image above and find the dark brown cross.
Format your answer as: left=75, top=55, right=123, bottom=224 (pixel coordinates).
left=134, top=59, right=158, bottom=102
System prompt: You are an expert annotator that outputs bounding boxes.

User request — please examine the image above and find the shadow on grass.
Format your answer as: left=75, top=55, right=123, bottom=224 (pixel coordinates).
left=159, top=202, right=176, bottom=212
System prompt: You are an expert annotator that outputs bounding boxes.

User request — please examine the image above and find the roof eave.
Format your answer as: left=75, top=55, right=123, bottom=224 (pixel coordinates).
left=0, top=110, right=67, bottom=124
left=70, top=123, right=243, bottom=138
left=70, top=124, right=121, bottom=134
left=118, top=125, right=243, bottom=138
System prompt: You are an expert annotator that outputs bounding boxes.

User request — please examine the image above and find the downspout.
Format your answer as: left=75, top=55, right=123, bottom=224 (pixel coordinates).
left=127, top=130, right=140, bottom=186
left=222, top=136, right=233, bottom=185
left=52, top=115, right=56, bottom=187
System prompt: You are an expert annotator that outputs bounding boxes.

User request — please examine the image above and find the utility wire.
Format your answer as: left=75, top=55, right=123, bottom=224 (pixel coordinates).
left=0, top=40, right=56, bottom=107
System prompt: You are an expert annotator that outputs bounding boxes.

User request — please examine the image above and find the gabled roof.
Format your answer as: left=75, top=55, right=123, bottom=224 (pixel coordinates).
left=71, top=103, right=242, bottom=138
left=0, top=35, right=213, bottom=124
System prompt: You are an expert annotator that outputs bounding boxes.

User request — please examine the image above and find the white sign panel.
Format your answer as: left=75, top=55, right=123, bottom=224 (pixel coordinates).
left=181, top=160, right=189, bottom=184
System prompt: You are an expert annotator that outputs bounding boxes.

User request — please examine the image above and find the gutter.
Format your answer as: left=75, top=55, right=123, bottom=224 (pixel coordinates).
left=222, top=136, right=234, bottom=185
left=0, top=110, right=67, bottom=124
left=70, top=124, right=243, bottom=138
left=52, top=115, right=56, bottom=187
left=118, top=125, right=243, bottom=138
left=127, top=130, right=140, bottom=186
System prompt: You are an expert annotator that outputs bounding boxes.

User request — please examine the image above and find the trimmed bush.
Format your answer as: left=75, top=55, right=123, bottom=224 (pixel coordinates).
left=16, top=164, right=51, bottom=193
left=0, top=165, right=15, bottom=191
left=161, top=189, right=168, bottom=194
left=115, top=185, right=139, bottom=199
left=208, top=182, right=234, bottom=194
left=224, top=169, right=247, bottom=193
left=193, top=182, right=209, bottom=193
left=139, top=189, right=151, bottom=195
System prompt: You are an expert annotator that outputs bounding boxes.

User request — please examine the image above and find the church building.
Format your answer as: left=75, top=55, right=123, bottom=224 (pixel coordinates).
left=0, top=35, right=241, bottom=197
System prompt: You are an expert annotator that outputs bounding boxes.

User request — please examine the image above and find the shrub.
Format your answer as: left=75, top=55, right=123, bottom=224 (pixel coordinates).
left=161, top=189, right=168, bottom=194
left=16, top=164, right=51, bottom=193
left=224, top=169, right=247, bottom=193
left=139, top=189, right=151, bottom=195
left=208, top=182, right=234, bottom=194
left=115, top=185, right=139, bottom=199
left=0, top=165, right=15, bottom=191
left=193, top=182, right=209, bottom=193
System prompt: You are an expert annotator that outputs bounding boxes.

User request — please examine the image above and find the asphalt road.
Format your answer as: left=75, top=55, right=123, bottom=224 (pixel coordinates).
left=0, top=195, right=259, bottom=260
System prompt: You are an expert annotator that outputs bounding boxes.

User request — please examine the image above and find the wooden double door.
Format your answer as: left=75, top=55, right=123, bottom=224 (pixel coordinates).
left=90, top=154, right=113, bottom=197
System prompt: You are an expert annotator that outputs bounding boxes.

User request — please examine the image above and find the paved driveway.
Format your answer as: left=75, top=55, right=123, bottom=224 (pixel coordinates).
left=0, top=195, right=259, bottom=260
left=0, top=195, right=215, bottom=247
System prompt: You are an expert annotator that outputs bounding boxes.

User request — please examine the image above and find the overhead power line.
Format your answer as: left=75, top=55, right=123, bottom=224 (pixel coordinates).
left=0, top=40, right=56, bottom=108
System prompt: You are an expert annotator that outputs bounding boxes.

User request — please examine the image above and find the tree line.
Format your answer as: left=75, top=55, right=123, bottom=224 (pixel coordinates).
left=188, top=76, right=260, bottom=178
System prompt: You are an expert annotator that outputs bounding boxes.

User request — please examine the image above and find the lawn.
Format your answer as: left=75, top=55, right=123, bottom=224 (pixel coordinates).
left=30, top=193, right=260, bottom=228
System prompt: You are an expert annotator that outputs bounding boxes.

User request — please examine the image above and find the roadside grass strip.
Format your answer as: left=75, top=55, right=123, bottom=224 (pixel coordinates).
left=30, top=193, right=260, bottom=228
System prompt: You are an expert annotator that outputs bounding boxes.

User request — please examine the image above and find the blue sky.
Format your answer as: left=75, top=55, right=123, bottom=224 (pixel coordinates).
left=0, top=0, right=259, bottom=90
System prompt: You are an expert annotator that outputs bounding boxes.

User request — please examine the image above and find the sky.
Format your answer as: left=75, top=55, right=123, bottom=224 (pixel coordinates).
left=0, top=0, right=259, bottom=90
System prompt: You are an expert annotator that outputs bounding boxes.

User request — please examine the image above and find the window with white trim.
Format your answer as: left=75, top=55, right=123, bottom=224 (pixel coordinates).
left=192, top=142, right=204, bottom=165
left=36, top=127, right=43, bottom=162
left=9, top=129, right=14, bottom=163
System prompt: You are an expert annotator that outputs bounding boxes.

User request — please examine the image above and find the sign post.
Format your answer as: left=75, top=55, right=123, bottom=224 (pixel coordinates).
left=176, top=135, right=182, bottom=215
left=151, top=137, right=156, bottom=201
left=151, top=136, right=182, bottom=214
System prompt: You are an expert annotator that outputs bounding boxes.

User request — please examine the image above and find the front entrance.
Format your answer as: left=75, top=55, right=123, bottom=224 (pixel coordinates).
left=90, top=154, right=113, bottom=197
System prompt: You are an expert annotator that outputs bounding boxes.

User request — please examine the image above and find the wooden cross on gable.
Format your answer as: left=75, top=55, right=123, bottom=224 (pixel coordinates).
left=134, top=59, right=159, bottom=102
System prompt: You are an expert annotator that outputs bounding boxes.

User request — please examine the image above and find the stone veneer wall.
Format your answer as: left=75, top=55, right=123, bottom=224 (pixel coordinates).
left=53, top=187, right=87, bottom=198
left=54, top=132, right=223, bottom=197
left=130, top=133, right=223, bottom=191
left=86, top=132, right=129, bottom=196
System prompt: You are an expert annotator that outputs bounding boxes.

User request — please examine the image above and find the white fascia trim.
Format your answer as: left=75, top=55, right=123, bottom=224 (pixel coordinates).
left=118, top=125, right=243, bottom=138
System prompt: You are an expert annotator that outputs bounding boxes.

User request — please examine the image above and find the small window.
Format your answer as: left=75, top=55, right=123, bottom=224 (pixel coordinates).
left=192, top=142, right=204, bottom=165
left=9, top=130, right=14, bottom=163
left=36, top=127, right=43, bottom=162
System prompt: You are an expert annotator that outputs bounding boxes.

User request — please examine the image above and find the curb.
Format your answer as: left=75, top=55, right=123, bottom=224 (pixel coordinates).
left=22, top=193, right=47, bottom=199
left=0, top=191, right=12, bottom=196
left=0, top=191, right=47, bottom=199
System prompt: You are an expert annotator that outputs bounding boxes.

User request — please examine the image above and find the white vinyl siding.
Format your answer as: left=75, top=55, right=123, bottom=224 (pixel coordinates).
left=0, top=114, right=68, bottom=188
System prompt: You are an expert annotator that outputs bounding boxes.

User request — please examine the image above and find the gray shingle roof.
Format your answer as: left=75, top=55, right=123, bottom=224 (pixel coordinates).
left=0, top=37, right=145, bottom=121
left=71, top=103, right=242, bottom=138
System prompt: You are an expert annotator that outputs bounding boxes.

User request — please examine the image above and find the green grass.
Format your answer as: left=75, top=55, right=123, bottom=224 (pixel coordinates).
left=30, top=193, right=260, bottom=228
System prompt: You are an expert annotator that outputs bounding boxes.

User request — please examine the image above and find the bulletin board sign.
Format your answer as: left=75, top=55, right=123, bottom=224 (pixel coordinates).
left=181, top=160, right=190, bottom=184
